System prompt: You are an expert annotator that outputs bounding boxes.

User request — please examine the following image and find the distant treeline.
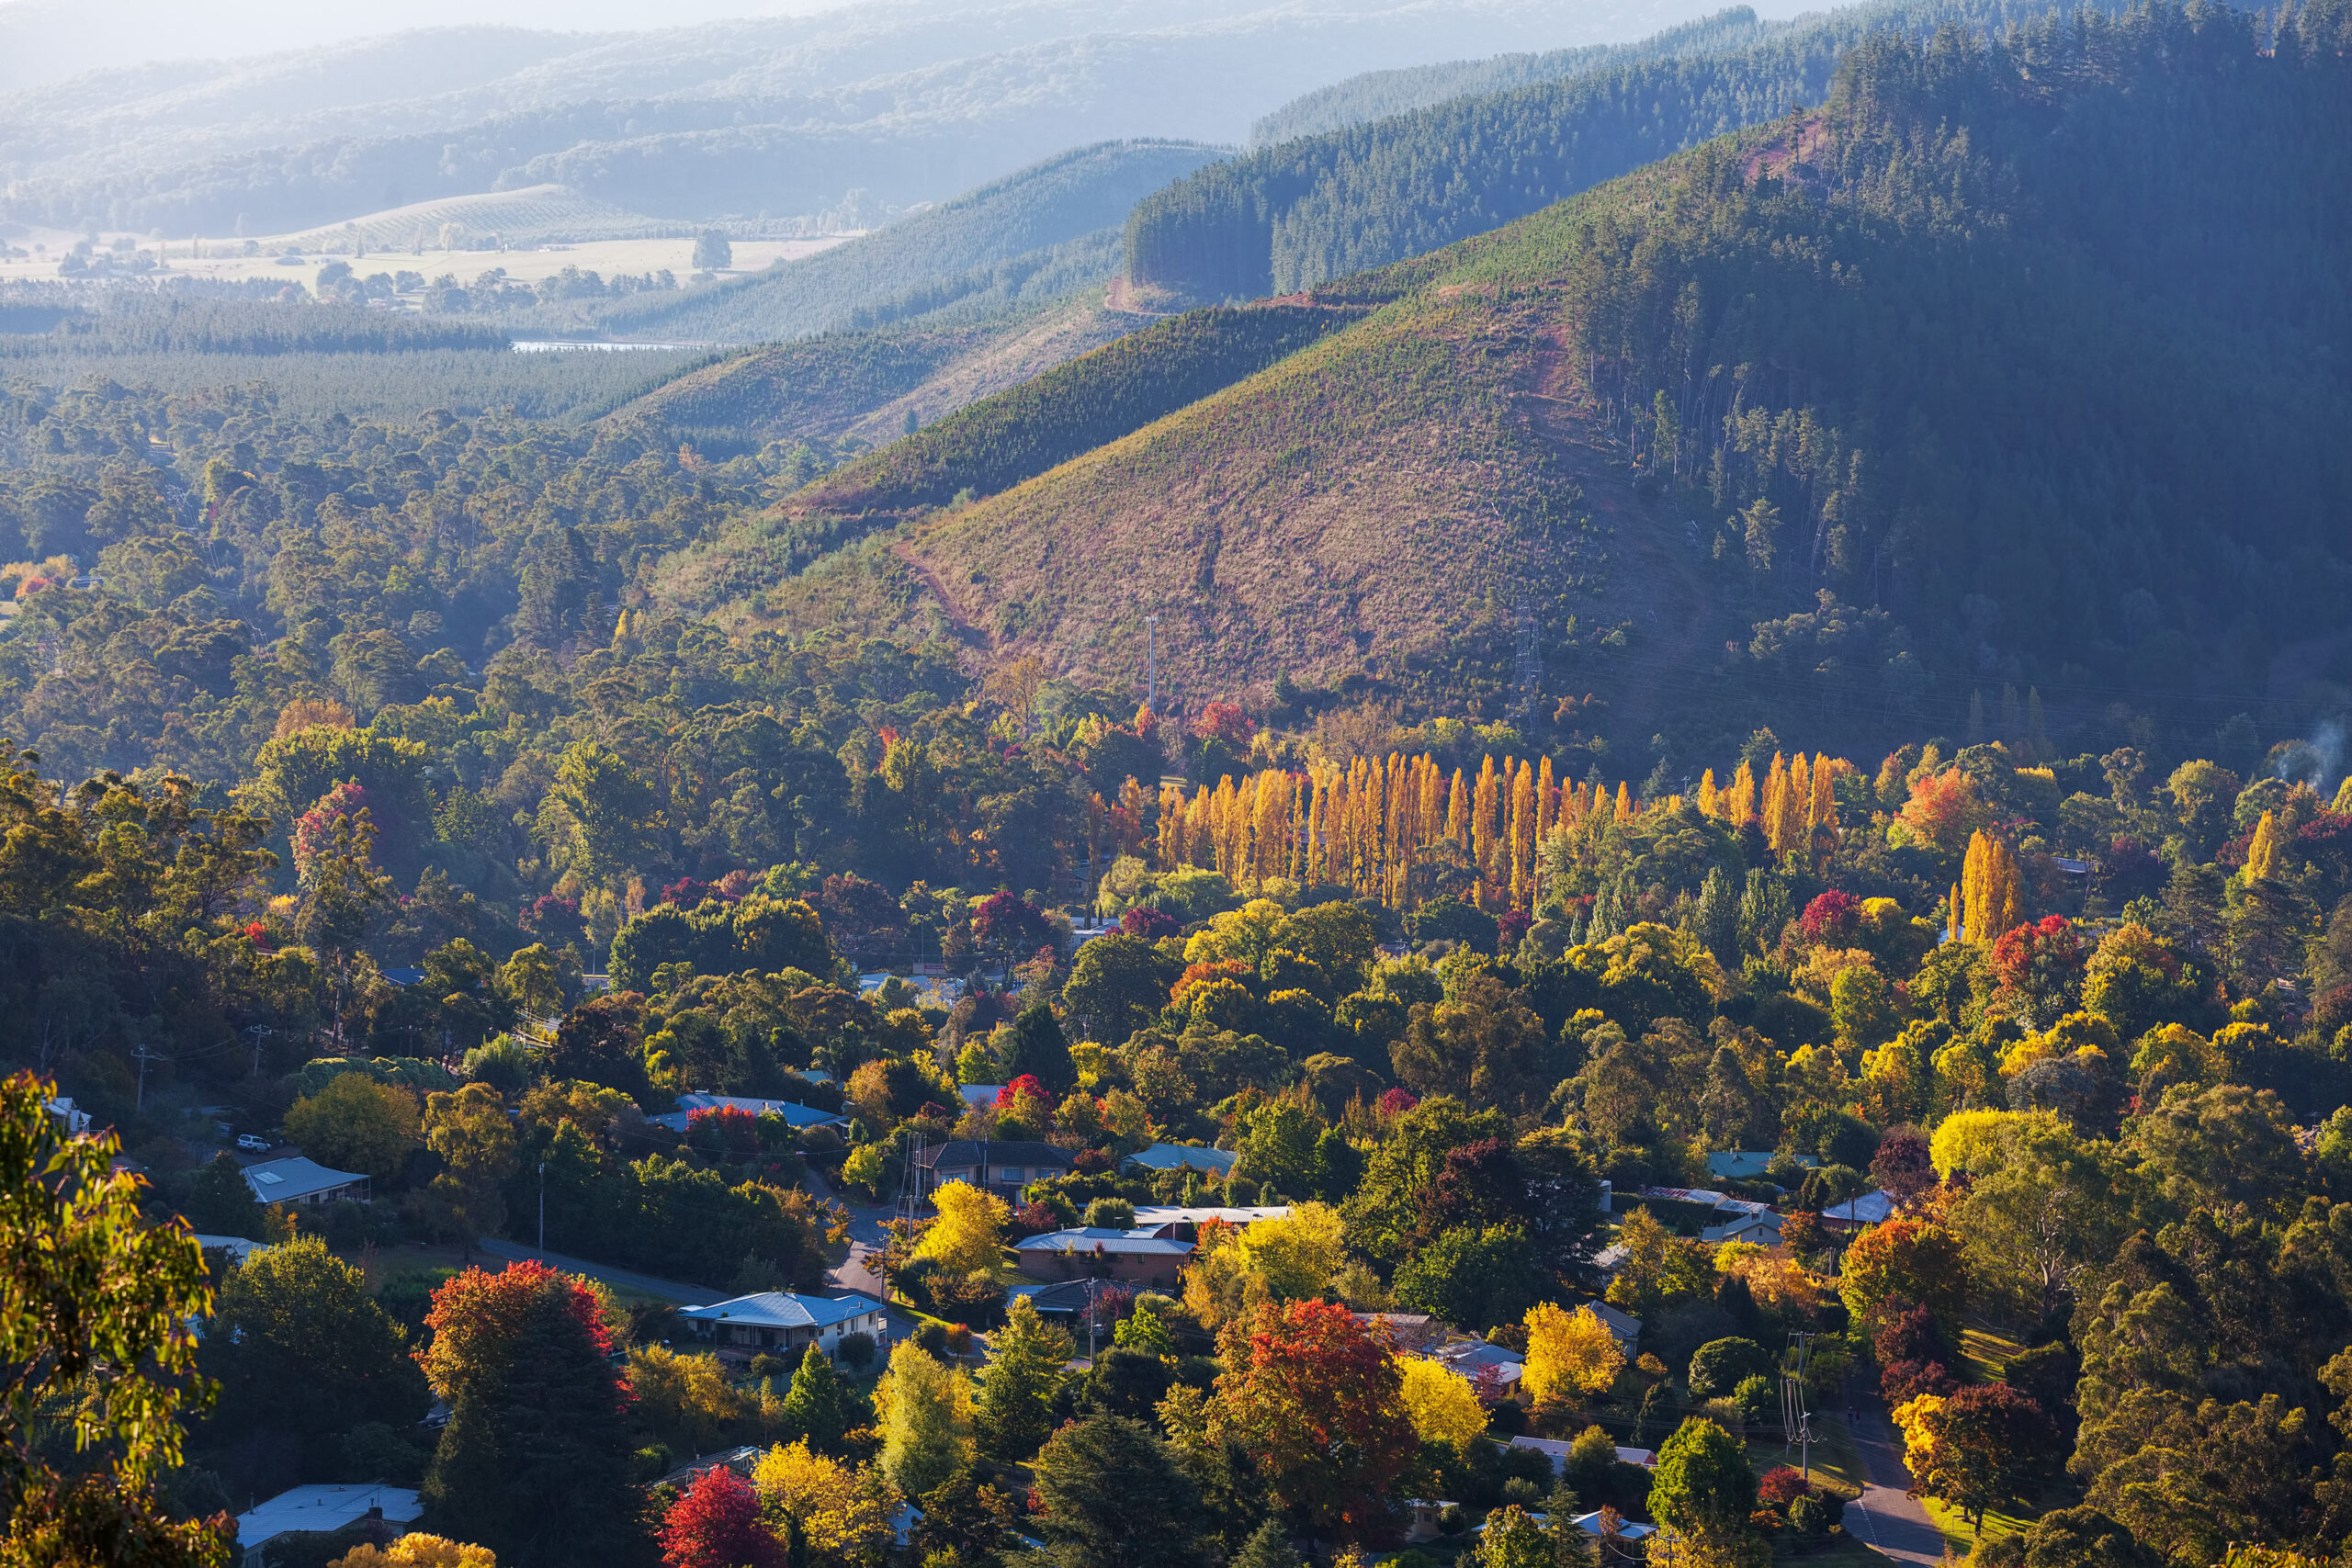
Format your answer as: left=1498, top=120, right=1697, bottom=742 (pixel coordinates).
left=1246, top=5, right=1776, bottom=145
left=1128, top=0, right=2132, bottom=301
left=0, top=298, right=508, bottom=355
left=797, top=301, right=1363, bottom=514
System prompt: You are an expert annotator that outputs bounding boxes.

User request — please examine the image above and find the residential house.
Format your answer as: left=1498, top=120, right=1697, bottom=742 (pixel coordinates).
left=1351, top=1312, right=1442, bottom=1352
left=1119, top=1144, right=1239, bottom=1178
left=1006, top=1278, right=1125, bottom=1340
left=957, top=1085, right=1001, bottom=1111
left=655, top=1447, right=763, bottom=1492
left=1587, top=1300, right=1643, bottom=1350
left=193, top=1235, right=265, bottom=1266
left=1428, top=1337, right=1524, bottom=1395
left=1012, top=1227, right=1193, bottom=1287
left=678, top=1291, right=888, bottom=1359
left=1130, top=1204, right=1289, bottom=1235
left=1508, top=1437, right=1660, bottom=1474
left=1702, top=1211, right=1786, bottom=1246
left=649, top=1093, right=846, bottom=1134
left=235, top=1484, right=420, bottom=1567
left=1705, top=1150, right=1816, bottom=1185
left=914, top=1139, right=1073, bottom=1201
left=1822, top=1189, right=1896, bottom=1231
left=241, top=1156, right=368, bottom=1206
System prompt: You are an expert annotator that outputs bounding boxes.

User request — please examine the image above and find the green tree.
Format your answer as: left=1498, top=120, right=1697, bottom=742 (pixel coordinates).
left=418, top=1261, right=641, bottom=1568
left=1062, top=934, right=1178, bottom=1045
left=1234, top=1099, right=1324, bottom=1200
left=203, top=1235, right=429, bottom=1443
left=1, top=1072, right=228, bottom=1567
left=1003, top=1001, right=1077, bottom=1093
left=424, top=1082, right=520, bottom=1255
left=1686, top=1337, right=1771, bottom=1401
left=779, top=1342, right=846, bottom=1451
left=878, top=1341, right=972, bottom=1499
left=977, top=1295, right=1075, bottom=1464
left=1647, top=1417, right=1758, bottom=1565
left=283, top=1071, right=421, bottom=1180
left=2020, top=1506, right=2162, bottom=1568
left=549, top=740, right=660, bottom=886
left=1030, top=1414, right=1203, bottom=1568
left=1392, top=1223, right=1542, bottom=1332
left=180, top=1153, right=265, bottom=1239
left=1229, top=1518, right=1304, bottom=1568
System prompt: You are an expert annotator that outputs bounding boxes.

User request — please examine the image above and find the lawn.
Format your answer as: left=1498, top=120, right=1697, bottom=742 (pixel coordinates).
left=1960, top=1325, right=2024, bottom=1384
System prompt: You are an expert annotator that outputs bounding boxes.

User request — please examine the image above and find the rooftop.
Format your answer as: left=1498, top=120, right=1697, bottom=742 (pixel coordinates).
left=915, top=1140, right=1073, bottom=1168
left=1131, top=1204, right=1289, bottom=1228
left=679, top=1292, right=883, bottom=1331
left=1825, top=1189, right=1896, bottom=1225
left=241, top=1156, right=366, bottom=1204
left=1120, top=1143, right=1239, bottom=1174
left=235, top=1484, right=421, bottom=1549
left=1013, top=1228, right=1195, bottom=1257
left=649, top=1093, right=845, bottom=1133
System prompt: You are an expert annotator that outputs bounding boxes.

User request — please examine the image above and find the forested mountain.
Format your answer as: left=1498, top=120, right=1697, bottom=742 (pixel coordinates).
left=1247, top=5, right=1774, bottom=144
left=0, top=0, right=1720, bottom=236
left=1127, top=0, right=2135, bottom=301
left=601, top=143, right=1219, bottom=344
left=719, top=0, right=2350, bottom=768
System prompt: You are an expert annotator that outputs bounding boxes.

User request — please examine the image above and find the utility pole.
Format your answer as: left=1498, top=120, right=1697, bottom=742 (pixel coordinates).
left=1145, top=614, right=1159, bottom=706
left=537, top=1161, right=546, bottom=1251
left=131, top=1045, right=159, bottom=1112
left=1783, top=1330, right=1816, bottom=1480
left=245, top=1023, right=270, bottom=1079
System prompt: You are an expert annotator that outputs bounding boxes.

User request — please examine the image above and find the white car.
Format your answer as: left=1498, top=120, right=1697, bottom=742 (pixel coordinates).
left=236, top=1134, right=271, bottom=1153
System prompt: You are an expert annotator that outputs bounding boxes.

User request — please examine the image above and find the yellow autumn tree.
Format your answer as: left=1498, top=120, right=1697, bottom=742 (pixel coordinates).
left=1396, top=1356, right=1488, bottom=1453
left=331, top=1537, right=494, bottom=1568
left=913, top=1180, right=1009, bottom=1275
left=1522, top=1302, right=1624, bottom=1405
left=752, top=1438, right=900, bottom=1563
left=1232, top=1201, right=1346, bottom=1304
left=2245, top=809, right=2282, bottom=882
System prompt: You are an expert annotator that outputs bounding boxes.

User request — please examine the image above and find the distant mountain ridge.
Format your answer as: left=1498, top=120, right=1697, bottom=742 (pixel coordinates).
left=0, top=0, right=1728, bottom=235
left=1126, top=0, right=2134, bottom=302
left=670, top=1, right=2352, bottom=760
left=599, top=141, right=1223, bottom=343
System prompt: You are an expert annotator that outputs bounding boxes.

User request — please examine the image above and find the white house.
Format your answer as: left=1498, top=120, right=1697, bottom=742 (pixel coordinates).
left=678, top=1291, right=887, bottom=1359
left=242, top=1156, right=368, bottom=1206
left=1702, top=1211, right=1786, bottom=1246
left=235, top=1484, right=420, bottom=1567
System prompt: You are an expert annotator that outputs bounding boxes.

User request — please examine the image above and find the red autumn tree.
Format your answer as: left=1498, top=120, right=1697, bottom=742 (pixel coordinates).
left=1192, top=702, right=1257, bottom=747
left=660, top=1468, right=780, bottom=1568
left=1209, top=1300, right=1417, bottom=1540
left=1990, top=915, right=2086, bottom=1020
left=1796, top=889, right=1862, bottom=947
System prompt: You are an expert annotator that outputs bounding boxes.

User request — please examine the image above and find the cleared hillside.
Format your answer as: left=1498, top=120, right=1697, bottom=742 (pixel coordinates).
left=688, top=3, right=2352, bottom=755
left=616, top=290, right=1151, bottom=451
left=601, top=142, right=1220, bottom=344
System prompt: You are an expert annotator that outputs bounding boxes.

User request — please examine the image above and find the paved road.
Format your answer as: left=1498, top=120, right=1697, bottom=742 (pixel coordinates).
left=478, top=1238, right=729, bottom=1303
left=1842, top=1401, right=1951, bottom=1567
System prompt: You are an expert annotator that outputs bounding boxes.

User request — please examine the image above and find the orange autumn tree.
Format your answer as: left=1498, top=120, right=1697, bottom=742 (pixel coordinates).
left=1208, top=1299, right=1417, bottom=1540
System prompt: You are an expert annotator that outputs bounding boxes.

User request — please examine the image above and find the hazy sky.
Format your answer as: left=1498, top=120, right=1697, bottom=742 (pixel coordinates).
left=0, top=0, right=851, bottom=91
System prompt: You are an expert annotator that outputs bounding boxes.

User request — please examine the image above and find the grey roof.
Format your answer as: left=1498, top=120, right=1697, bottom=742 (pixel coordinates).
left=1008, top=1279, right=1125, bottom=1314
left=650, top=1093, right=846, bottom=1133
left=1825, top=1189, right=1896, bottom=1225
left=1120, top=1143, right=1238, bottom=1174
left=236, top=1484, right=420, bottom=1549
left=679, top=1292, right=884, bottom=1331
left=1013, top=1227, right=1194, bottom=1257
left=915, top=1140, right=1072, bottom=1169
left=241, top=1156, right=366, bottom=1203
left=1131, top=1204, right=1288, bottom=1228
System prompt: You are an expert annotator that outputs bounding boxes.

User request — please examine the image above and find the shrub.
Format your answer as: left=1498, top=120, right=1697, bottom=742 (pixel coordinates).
left=836, top=1331, right=877, bottom=1370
